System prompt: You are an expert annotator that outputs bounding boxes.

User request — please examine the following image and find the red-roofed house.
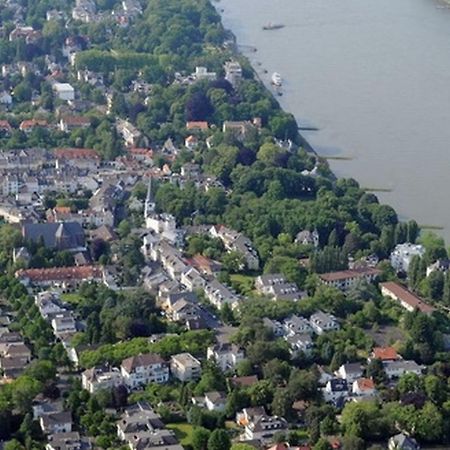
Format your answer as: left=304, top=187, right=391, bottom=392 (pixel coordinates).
left=16, top=266, right=104, bottom=289
left=369, top=347, right=400, bottom=362
left=186, top=121, right=208, bottom=131
left=55, top=148, right=101, bottom=169
left=0, top=120, right=12, bottom=134
left=352, top=377, right=376, bottom=397
left=185, top=135, right=198, bottom=150
left=59, top=116, right=91, bottom=132
left=19, top=119, right=49, bottom=133
left=380, top=281, right=436, bottom=315
left=318, top=268, right=381, bottom=291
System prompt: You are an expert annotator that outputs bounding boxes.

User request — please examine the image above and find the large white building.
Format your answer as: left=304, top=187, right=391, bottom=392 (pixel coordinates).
left=120, top=353, right=169, bottom=390
left=53, top=83, right=75, bottom=101
left=390, top=243, right=425, bottom=272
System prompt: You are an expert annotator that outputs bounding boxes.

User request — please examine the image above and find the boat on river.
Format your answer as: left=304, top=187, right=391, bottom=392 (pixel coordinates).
left=262, top=22, right=285, bottom=30
left=271, top=72, right=282, bottom=86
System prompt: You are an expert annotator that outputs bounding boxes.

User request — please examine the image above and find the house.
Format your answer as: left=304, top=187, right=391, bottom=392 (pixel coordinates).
left=120, top=353, right=169, bottom=389
left=204, top=391, right=227, bottom=412
left=390, top=243, right=425, bottom=272
left=295, top=229, right=320, bottom=247
left=263, top=318, right=285, bottom=337
left=116, top=119, right=142, bottom=146
left=185, top=135, right=198, bottom=150
left=318, top=268, right=381, bottom=291
left=168, top=299, right=201, bottom=323
left=204, top=279, right=240, bottom=310
left=55, top=148, right=101, bottom=169
left=210, top=225, right=260, bottom=271
left=46, top=432, right=92, bottom=450
left=380, top=282, right=436, bottom=315
left=40, top=411, right=73, bottom=435
left=224, top=60, right=242, bottom=88
left=383, top=360, right=424, bottom=379
left=388, top=433, right=420, bottom=450
left=283, top=315, right=313, bottom=336
left=368, top=347, right=400, bottom=362
left=336, top=363, right=363, bottom=383
left=237, top=407, right=288, bottom=444
left=0, top=355, right=31, bottom=378
left=228, top=375, right=259, bottom=389
left=19, top=119, right=49, bottom=132
left=22, top=222, right=85, bottom=251
left=82, top=366, right=123, bottom=393
left=426, top=259, right=450, bottom=277
left=286, top=333, right=314, bottom=356
left=193, top=66, right=217, bottom=81
left=51, top=314, right=77, bottom=335
left=59, top=115, right=91, bottom=132
left=170, top=353, right=202, bottom=382
left=352, top=378, right=376, bottom=397
left=53, top=83, right=75, bottom=101
left=323, top=379, right=349, bottom=404
left=1, top=175, right=20, bottom=196
left=180, top=267, right=206, bottom=291
left=207, top=343, right=245, bottom=372
left=0, top=92, right=12, bottom=105
left=255, top=274, right=304, bottom=301
left=222, top=121, right=255, bottom=141
left=309, top=311, right=340, bottom=335
left=186, top=121, right=208, bottom=131
left=0, top=120, right=12, bottom=134
left=15, top=266, right=104, bottom=289
left=116, top=402, right=182, bottom=450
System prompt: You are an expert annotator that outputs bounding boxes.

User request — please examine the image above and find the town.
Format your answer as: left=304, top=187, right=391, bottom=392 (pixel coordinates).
left=0, top=1, right=450, bottom=450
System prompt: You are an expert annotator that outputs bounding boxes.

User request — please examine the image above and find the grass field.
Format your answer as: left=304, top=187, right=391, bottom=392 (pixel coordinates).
left=166, top=423, right=195, bottom=446
left=61, top=293, right=84, bottom=305
left=230, top=274, right=256, bottom=295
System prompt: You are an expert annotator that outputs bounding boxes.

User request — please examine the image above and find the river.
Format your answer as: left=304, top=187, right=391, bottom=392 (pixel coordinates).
left=219, top=0, right=450, bottom=241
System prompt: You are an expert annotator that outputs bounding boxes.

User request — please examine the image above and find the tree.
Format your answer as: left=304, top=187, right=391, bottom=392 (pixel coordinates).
left=312, top=438, right=332, bottom=450
left=207, top=429, right=231, bottom=450
left=192, top=427, right=211, bottom=450
left=257, top=142, right=288, bottom=167
left=271, top=388, right=293, bottom=420
left=426, top=271, right=444, bottom=301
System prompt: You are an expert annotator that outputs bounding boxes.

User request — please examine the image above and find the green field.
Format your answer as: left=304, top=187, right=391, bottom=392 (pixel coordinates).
left=61, top=293, right=84, bottom=305
left=166, top=423, right=195, bottom=446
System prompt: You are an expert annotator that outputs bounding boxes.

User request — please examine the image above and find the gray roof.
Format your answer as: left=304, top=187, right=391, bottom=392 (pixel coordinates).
left=22, top=222, right=85, bottom=250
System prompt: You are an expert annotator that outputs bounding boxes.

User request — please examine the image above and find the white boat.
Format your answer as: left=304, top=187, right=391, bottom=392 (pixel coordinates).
left=271, top=72, right=282, bottom=86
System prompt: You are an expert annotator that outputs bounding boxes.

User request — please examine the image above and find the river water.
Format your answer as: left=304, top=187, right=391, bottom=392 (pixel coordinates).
left=219, top=0, right=450, bottom=241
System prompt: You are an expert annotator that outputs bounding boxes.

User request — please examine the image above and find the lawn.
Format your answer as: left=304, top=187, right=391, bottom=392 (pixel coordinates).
left=61, top=293, right=84, bottom=305
left=166, top=423, right=195, bottom=446
left=230, top=274, right=256, bottom=296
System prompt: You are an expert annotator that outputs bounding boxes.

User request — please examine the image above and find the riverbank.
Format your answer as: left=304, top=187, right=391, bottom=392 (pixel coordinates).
left=218, top=0, right=450, bottom=241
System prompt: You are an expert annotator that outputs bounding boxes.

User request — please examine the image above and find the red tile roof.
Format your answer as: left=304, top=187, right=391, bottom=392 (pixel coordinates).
left=380, top=282, right=436, bottom=314
left=16, top=266, right=103, bottom=282
left=0, top=120, right=12, bottom=131
left=355, top=377, right=375, bottom=391
left=372, top=346, right=399, bottom=361
left=55, top=148, right=100, bottom=160
left=61, top=116, right=91, bottom=127
left=319, top=268, right=381, bottom=282
left=19, top=119, right=48, bottom=130
left=186, top=121, right=208, bottom=130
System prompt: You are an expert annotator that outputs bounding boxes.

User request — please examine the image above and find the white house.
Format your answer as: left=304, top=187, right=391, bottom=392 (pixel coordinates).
left=309, top=311, right=340, bottom=335
left=323, top=379, right=349, bottom=404
left=383, top=360, right=424, bottom=379
left=53, top=83, right=75, bottom=101
left=390, top=243, right=425, bottom=273
left=120, top=353, right=169, bottom=389
left=82, top=366, right=124, bottom=393
left=170, top=353, right=202, bottom=382
left=40, top=411, right=73, bottom=435
left=336, top=363, right=364, bottom=383
left=207, top=343, right=244, bottom=372
left=204, top=391, right=226, bottom=412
